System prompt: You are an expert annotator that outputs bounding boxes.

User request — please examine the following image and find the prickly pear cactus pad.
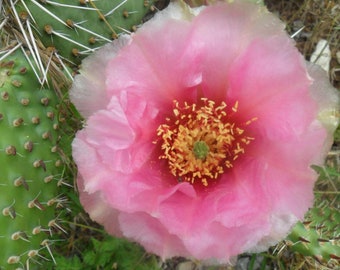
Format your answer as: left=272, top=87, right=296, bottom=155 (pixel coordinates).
left=13, top=0, right=157, bottom=64
left=286, top=164, right=340, bottom=267
left=0, top=48, right=67, bottom=269
left=287, top=208, right=340, bottom=263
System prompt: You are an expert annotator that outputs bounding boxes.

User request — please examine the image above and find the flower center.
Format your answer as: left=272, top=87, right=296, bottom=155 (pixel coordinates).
left=193, top=141, right=209, bottom=160
left=156, top=98, right=256, bottom=186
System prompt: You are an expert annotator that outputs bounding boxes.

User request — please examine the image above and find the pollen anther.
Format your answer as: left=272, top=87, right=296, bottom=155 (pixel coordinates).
left=156, top=98, right=256, bottom=186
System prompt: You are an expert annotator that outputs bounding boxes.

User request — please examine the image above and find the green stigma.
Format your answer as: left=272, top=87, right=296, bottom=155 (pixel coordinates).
left=193, top=141, right=210, bottom=160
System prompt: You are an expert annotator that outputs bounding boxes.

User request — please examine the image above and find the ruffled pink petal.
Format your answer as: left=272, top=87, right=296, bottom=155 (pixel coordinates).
left=71, top=0, right=340, bottom=264
left=227, top=36, right=312, bottom=117
left=105, top=19, right=203, bottom=108
left=78, top=178, right=123, bottom=237
left=180, top=217, right=270, bottom=262
left=247, top=213, right=298, bottom=253
left=248, top=123, right=327, bottom=177
left=119, top=212, right=191, bottom=259
left=74, top=136, right=155, bottom=212
left=72, top=134, right=109, bottom=192
left=116, top=91, right=160, bottom=145
left=307, top=63, right=340, bottom=156
left=70, top=36, right=131, bottom=119
left=210, top=159, right=269, bottom=227
left=87, top=97, right=135, bottom=150
left=188, top=2, right=285, bottom=101
left=75, top=108, right=135, bottom=177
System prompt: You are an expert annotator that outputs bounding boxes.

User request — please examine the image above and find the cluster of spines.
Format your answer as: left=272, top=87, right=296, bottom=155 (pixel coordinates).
left=11, top=0, right=158, bottom=64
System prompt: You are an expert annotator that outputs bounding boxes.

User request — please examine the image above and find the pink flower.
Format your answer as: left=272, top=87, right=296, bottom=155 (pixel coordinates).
left=70, top=1, right=339, bottom=264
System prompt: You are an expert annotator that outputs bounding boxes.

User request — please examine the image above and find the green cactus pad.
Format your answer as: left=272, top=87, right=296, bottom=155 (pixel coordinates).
left=0, top=48, right=67, bottom=269
left=13, top=0, right=158, bottom=64
left=287, top=207, right=340, bottom=264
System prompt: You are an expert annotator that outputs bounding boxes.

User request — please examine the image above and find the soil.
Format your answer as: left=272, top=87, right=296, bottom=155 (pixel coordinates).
left=264, top=0, right=340, bottom=89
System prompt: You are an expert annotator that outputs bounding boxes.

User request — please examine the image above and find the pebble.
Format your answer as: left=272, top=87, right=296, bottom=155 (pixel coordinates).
left=310, top=39, right=331, bottom=73
left=176, top=261, right=197, bottom=270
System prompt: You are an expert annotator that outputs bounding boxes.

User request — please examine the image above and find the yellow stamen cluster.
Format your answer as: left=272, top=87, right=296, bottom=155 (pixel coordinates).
left=156, top=98, right=256, bottom=186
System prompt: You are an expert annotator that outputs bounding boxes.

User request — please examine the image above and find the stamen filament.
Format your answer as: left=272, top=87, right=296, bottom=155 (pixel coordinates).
left=156, top=98, right=256, bottom=186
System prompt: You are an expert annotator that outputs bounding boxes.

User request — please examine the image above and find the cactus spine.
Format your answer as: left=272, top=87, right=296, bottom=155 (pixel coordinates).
left=13, top=0, right=158, bottom=64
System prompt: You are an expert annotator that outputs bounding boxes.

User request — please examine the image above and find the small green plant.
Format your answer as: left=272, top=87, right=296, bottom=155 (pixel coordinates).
left=45, top=233, right=161, bottom=270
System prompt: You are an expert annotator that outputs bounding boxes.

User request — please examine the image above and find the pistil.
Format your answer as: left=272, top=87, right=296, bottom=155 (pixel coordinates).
left=193, top=141, right=210, bottom=160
